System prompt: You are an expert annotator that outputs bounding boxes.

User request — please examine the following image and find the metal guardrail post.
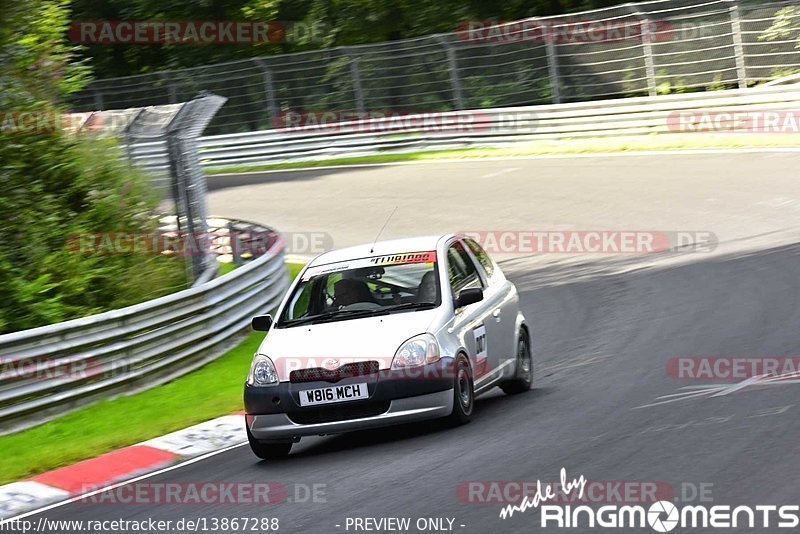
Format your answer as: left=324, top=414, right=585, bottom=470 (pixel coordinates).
left=93, top=90, right=104, bottom=111
left=164, top=127, right=198, bottom=281
left=254, top=59, right=279, bottom=124
left=729, top=1, right=748, bottom=89
left=641, top=20, right=657, bottom=97
left=545, top=26, right=562, bottom=104
left=625, top=4, right=658, bottom=98
left=229, top=221, right=244, bottom=267
left=161, top=72, right=179, bottom=104
left=442, top=41, right=464, bottom=110
left=350, top=57, right=366, bottom=114
left=121, top=108, right=145, bottom=164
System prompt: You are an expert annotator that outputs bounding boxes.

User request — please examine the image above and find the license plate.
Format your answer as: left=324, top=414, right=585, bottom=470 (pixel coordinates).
left=299, top=383, right=369, bottom=406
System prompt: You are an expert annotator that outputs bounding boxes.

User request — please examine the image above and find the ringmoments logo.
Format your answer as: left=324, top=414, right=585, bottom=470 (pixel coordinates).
left=500, top=468, right=800, bottom=531
left=538, top=501, right=800, bottom=531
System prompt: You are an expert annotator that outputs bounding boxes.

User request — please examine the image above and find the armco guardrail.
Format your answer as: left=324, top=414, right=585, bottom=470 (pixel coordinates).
left=195, top=84, right=800, bottom=170
left=0, top=220, right=290, bottom=434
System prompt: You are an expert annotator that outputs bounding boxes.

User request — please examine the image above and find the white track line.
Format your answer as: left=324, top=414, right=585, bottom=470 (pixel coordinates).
left=0, top=442, right=248, bottom=525
left=208, top=148, right=800, bottom=176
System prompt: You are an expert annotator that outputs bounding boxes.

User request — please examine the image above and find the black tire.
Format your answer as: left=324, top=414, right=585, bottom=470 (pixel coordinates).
left=446, top=354, right=474, bottom=425
left=500, top=330, right=533, bottom=395
left=247, top=426, right=293, bottom=460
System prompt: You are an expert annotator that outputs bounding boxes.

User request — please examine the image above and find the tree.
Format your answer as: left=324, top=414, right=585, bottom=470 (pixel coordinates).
left=68, top=0, right=633, bottom=79
left=0, top=0, right=186, bottom=333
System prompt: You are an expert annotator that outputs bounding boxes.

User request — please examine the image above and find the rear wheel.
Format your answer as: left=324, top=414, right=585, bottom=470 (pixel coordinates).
left=247, top=426, right=293, bottom=459
left=446, top=354, right=474, bottom=425
left=500, top=330, right=532, bottom=395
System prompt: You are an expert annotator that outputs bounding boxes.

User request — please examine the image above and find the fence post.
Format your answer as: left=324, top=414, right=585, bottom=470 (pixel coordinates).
left=93, top=89, right=104, bottom=111
left=442, top=41, right=464, bottom=110
left=160, top=72, right=178, bottom=104
left=625, top=5, right=657, bottom=97
left=228, top=221, right=244, bottom=267
left=640, top=20, right=658, bottom=96
left=254, top=59, right=279, bottom=125
left=729, top=1, right=748, bottom=89
left=350, top=56, right=366, bottom=113
left=545, top=25, right=562, bottom=104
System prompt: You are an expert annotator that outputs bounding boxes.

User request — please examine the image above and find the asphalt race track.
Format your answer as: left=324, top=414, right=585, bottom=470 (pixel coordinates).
left=18, top=151, right=800, bottom=533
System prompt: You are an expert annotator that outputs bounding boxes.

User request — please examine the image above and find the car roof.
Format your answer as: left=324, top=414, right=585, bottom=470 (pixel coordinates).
left=307, top=234, right=454, bottom=267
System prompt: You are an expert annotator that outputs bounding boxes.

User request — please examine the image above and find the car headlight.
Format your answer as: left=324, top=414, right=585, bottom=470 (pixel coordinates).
left=247, top=354, right=279, bottom=386
left=392, top=333, right=441, bottom=369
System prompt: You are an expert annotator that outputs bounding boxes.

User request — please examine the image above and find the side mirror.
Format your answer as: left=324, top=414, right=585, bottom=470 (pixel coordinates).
left=455, top=288, right=483, bottom=309
left=251, top=314, right=273, bottom=332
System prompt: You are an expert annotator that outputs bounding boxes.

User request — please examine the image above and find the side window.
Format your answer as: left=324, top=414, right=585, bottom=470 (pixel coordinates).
left=288, top=282, right=314, bottom=318
left=464, top=238, right=495, bottom=279
left=447, top=241, right=483, bottom=293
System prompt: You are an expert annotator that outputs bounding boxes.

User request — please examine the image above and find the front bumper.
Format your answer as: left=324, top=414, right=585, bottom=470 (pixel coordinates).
left=248, top=389, right=453, bottom=440
left=245, top=358, right=455, bottom=440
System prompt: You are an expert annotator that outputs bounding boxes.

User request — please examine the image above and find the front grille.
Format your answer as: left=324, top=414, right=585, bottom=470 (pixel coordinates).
left=290, top=361, right=380, bottom=383
left=287, top=400, right=390, bottom=425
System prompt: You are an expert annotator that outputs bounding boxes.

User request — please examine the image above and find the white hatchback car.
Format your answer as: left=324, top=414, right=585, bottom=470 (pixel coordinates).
left=244, top=234, right=531, bottom=459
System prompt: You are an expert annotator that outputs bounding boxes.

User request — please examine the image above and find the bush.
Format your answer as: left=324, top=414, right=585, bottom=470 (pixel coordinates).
left=0, top=0, right=187, bottom=334
left=0, top=133, right=187, bottom=334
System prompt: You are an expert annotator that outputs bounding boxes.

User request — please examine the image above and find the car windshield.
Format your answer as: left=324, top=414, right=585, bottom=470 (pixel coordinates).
left=278, top=251, right=440, bottom=327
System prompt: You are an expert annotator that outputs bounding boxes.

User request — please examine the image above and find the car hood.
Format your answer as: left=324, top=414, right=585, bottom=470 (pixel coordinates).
left=259, top=309, right=440, bottom=381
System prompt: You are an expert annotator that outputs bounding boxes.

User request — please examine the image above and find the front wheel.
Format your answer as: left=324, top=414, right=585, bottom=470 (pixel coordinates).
left=500, top=330, right=533, bottom=395
left=445, top=354, right=474, bottom=425
left=247, top=426, right=292, bottom=459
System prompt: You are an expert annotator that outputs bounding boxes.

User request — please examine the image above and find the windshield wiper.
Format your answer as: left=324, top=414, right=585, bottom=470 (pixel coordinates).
left=383, top=302, right=438, bottom=313
left=280, top=302, right=437, bottom=327
left=281, top=308, right=387, bottom=327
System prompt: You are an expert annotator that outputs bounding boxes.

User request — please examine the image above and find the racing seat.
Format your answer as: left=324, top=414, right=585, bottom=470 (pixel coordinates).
left=416, top=271, right=437, bottom=304
left=333, top=279, right=376, bottom=307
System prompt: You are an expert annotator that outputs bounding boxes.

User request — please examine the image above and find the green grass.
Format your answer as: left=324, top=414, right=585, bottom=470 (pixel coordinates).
left=0, top=259, right=307, bottom=485
left=204, top=133, right=800, bottom=174
left=217, top=260, right=237, bottom=275
left=285, top=260, right=305, bottom=281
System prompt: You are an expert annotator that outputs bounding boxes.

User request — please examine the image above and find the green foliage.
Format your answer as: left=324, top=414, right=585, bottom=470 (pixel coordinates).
left=70, top=0, right=593, bottom=77
left=0, top=0, right=90, bottom=107
left=0, top=0, right=186, bottom=334
left=759, top=6, right=800, bottom=80
left=0, top=135, right=187, bottom=333
left=760, top=6, right=800, bottom=48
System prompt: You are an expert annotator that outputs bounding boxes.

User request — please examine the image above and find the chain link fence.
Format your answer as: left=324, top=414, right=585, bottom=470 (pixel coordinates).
left=71, top=0, right=800, bottom=135
left=80, top=94, right=227, bottom=281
